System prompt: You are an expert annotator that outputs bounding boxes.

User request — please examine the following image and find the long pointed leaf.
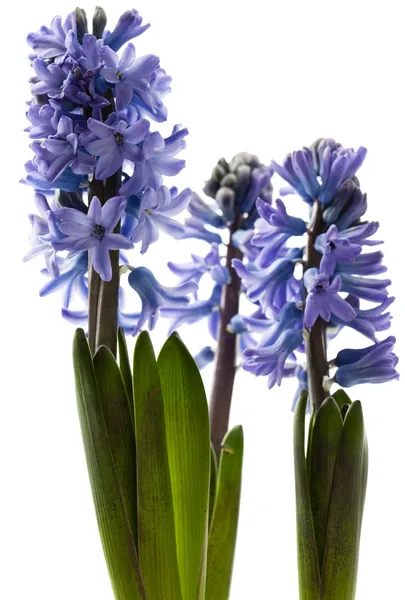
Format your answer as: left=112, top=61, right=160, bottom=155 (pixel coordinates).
left=294, top=390, right=321, bottom=600
left=73, top=329, right=145, bottom=600
left=158, top=333, right=211, bottom=600
left=205, top=425, right=244, bottom=600
left=308, top=397, right=343, bottom=568
left=209, top=444, right=218, bottom=528
left=133, top=331, right=182, bottom=600
left=321, top=400, right=368, bottom=600
left=93, top=345, right=138, bottom=550
left=117, top=327, right=134, bottom=428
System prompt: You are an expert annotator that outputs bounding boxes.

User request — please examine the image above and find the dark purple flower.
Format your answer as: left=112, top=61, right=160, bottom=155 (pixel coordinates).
left=303, top=268, right=356, bottom=329
left=54, top=196, right=133, bottom=281
left=334, top=336, right=399, bottom=386
left=85, top=114, right=149, bottom=179
left=252, top=198, right=307, bottom=267
left=317, top=225, right=362, bottom=276
left=40, top=116, right=96, bottom=181
left=100, top=44, right=159, bottom=111
left=27, top=13, right=76, bottom=62
left=128, top=266, right=197, bottom=335
left=120, top=126, right=188, bottom=196
left=25, top=103, right=57, bottom=139
left=130, top=185, right=192, bottom=252
left=30, top=58, right=68, bottom=98
left=243, top=328, right=303, bottom=389
left=103, top=9, right=150, bottom=52
left=168, top=243, right=230, bottom=286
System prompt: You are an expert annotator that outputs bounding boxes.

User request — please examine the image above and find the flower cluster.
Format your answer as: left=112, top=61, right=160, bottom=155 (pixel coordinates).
left=233, top=138, right=398, bottom=397
left=163, top=152, right=274, bottom=365
left=23, top=8, right=194, bottom=334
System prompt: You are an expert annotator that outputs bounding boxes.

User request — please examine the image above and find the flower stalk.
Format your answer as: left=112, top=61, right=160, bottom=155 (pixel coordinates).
left=210, top=216, right=243, bottom=458
left=304, top=199, right=329, bottom=412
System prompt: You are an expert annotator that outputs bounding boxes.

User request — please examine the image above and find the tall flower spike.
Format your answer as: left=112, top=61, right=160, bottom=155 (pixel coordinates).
left=237, top=138, right=397, bottom=410
left=24, top=7, right=190, bottom=346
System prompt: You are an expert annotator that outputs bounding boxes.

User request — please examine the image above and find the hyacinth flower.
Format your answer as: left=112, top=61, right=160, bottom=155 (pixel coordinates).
left=234, top=138, right=398, bottom=599
left=164, top=152, right=273, bottom=454
left=23, top=8, right=245, bottom=600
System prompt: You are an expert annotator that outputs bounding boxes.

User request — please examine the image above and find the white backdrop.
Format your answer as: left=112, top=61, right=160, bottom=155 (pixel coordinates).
left=1, top=1, right=404, bottom=598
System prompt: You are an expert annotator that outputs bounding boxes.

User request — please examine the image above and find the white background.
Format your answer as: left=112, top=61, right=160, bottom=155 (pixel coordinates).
left=1, top=1, right=404, bottom=598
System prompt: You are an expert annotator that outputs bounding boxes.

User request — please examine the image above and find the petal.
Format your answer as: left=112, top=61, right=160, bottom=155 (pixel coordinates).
left=95, top=147, right=124, bottom=179
left=119, top=44, right=136, bottom=71
left=56, top=207, right=89, bottom=226
left=91, top=243, right=112, bottom=281
left=100, top=196, right=126, bottom=230
left=124, top=119, right=150, bottom=143
left=88, top=196, right=102, bottom=222
left=59, top=221, right=93, bottom=236
left=87, top=118, right=114, bottom=138
left=85, top=136, right=113, bottom=156
left=116, top=81, right=134, bottom=111
left=99, top=45, right=119, bottom=68
left=103, top=232, right=134, bottom=250
left=151, top=213, right=184, bottom=238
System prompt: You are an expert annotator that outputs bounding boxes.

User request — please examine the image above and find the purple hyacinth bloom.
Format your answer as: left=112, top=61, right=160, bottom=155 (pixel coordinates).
left=252, top=198, right=307, bottom=267
left=303, top=268, right=356, bottom=329
left=30, top=58, right=70, bottom=98
left=160, top=285, right=222, bottom=334
left=120, top=126, right=188, bottom=196
left=85, top=114, right=149, bottom=180
left=130, top=185, right=192, bottom=253
left=334, top=336, right=399, bottom=387
left=330, top=295, right=394, bottom=341
left=317, top=225, right=362, bottom=276
left=241, top=164, right=274, bottom=214
left=128, top=266, right=197, bottom=335
left=27, top=13, right=76, bottom=62
left=40, top=116, right=96, bottom=181
left=130, top=68, right=172, bottom=122
left=187, top=194, right=226, bottom=229
left=39, top=251, right=88, bottom=308
left=103, top=9, right=150, bottom=51
left=336, top=251, right=387, bottom=277
left=339, top=273, right=391, bottom=303
left=25, top=103, right=57, bottom=139
left=194, top=346, right=215, bottom=370
left=232, top=229, right=261, bottom=262
left=181, top=217, right=223, bottom=245
left=243, top=328, right=303, bottom=389
left=23, top=193, right=66, bottom=278
left=233, top=249, right=301, bottom=314
left=54, top=196, right=133, bottom=281
left=168, top=243, right=230, bottom=285
left=100, top=44, right=160, bottom=111
left=272, top=141, right=367, bottom=206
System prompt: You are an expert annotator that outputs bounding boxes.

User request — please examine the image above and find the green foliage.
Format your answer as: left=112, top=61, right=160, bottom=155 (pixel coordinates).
left=294, top=391, right=368, bottom=600
left=206, top=426, right=244, bottom=600
left=72, top=329, right=243, bottom=600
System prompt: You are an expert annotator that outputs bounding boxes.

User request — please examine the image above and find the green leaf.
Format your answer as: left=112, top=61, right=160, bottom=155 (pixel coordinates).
left=307, top=397, right=343, bottom=568
left=93, top=345, right=138, bottom=551
left=133, top=331, right=182, bottom=600
left=293, top=390, right=321, bottom=600
left=321, top=401, right=368, bottom=600
left=209, top=444, right=218, bottom=528
left=332, top=388, right=352, bottom=412
left=158, top=333, right=211, bottom=600
left=72, top=329, right=146, bottom=600
left=117, top=327, right=134, bottom=428
left=205, top=425, right=244, bottom=600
